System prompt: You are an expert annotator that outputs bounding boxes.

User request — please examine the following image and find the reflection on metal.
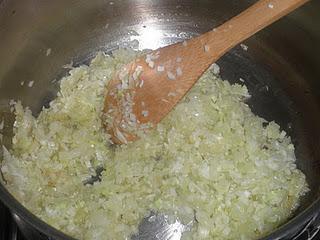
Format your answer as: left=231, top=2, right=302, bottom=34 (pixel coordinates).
left=132, top=212, right=194, bottom=240
left=130, top=26, right=164, bottom=50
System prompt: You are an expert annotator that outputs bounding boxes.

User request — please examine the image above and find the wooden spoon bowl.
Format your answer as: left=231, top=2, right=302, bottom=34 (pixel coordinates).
left=103, top=0, right=309, bottom=144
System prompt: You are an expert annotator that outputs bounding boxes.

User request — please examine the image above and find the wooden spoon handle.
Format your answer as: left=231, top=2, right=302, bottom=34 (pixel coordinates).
left=203, top=0, right=310, bottom=58
left=157, top=0, right=310, bottom=98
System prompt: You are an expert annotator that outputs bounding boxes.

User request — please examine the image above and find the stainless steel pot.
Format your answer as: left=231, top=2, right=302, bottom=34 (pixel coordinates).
left=0, top=0, right=319, bottom=239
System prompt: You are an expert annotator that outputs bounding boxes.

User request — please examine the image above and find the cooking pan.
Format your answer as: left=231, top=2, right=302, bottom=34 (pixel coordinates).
left=0, top=0, right=319, bottom=239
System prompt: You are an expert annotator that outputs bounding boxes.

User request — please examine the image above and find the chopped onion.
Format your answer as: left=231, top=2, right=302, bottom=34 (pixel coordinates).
left=1, top=49, right=308, bottom=240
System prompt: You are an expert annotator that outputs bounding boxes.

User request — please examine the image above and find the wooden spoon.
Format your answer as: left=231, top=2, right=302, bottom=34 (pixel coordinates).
left=103, top=0, right=309, bottom=144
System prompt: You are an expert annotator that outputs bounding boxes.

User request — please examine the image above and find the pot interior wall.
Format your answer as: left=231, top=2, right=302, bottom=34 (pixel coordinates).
left=0, top=0, right=319, bottom=238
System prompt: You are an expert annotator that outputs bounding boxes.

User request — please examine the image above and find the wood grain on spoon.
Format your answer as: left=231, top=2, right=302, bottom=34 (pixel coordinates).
left=103, top=0, right=309, bottom=144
